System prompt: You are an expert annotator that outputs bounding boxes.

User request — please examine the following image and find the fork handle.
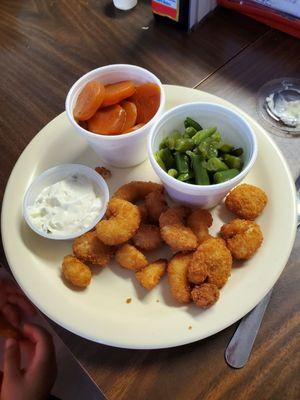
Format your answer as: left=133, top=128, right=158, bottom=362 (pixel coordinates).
left=225, top=289, right=273, bottom=368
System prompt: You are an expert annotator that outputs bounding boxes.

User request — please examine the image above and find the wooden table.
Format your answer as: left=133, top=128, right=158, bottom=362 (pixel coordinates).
left=0, top=1, right=299, bottom=399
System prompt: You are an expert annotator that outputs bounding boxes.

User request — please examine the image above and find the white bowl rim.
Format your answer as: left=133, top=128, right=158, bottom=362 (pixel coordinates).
left=22, top=163, right=109, bottom=240
left=148, top=101, right=258, bottom=192
left=65, top=64, right=165, bottom=141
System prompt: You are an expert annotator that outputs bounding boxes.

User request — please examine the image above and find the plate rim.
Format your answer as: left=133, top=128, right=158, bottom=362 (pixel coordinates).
left=1, top=85, right=297, bottom=349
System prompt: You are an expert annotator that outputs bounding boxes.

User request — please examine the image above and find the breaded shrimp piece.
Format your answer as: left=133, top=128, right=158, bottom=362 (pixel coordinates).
left=159, top=206, right=190, bottom=227
left=62, top=255, right=91, bottom=288
left=113, top=181, right=163, bottom=202
left=168, top=253, right=193, bottom=304
left=132, top=224, right=163, bottom=251
left=137, top=203, right=149, bottom=223
left=191, top=283, right=220, bottom=308
left=159, top=207, right=198, bottom=252
left=96, top=198, right=141, bottom=246
left=225, top=183, right=268, bottom=220
left=73, top=231, right=113, bottom=266
left=115, top=244, right=148, bottom=271
left=220, top=219, right=263, bottom=260
left=145, top=190, right=168, bottom=222
left=188, top=238, right=232, bottom=288
left=187, top=209, right=213, bottom=244
left=135, top=259, right=167, bottom=290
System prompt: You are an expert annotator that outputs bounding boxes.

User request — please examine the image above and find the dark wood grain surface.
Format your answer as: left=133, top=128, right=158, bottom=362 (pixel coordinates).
left=0, top=0, right=267, bottom=202
left=0, top=1, right=299, bottom=400
left=198, top=29, right=300, bottom=179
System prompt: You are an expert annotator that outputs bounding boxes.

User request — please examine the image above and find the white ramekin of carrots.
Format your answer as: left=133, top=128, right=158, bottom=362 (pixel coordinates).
left=66, top=64, right=165, bottom=168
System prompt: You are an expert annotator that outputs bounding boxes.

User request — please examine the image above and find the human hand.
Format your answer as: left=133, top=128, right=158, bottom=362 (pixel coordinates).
left=0, top=279, right=36, bottom=329
left=0, top=323, right=57, bottom=400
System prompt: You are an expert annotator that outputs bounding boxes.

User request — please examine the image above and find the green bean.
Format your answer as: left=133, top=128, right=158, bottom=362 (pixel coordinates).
left=207, top=144, right=218, bottom=159
left=230, top=147, right=244, bottom=157
left=184, top=126, right=197, bottom=138
left=192, top=127, right=217, bottom=145
left=184, top=117, right=202, bottom=131
left=219, top=143, right=233, bottom=153
left=211, top=131, right=222, bottom=142
left=198, top=141, right=208, bottom=159
left=214, top=169, right=240, bottom=184
left=159, top=137, right=169, bottom=149
left=167, top=131, right=181, bottom=150
left=186, top=150, right=203, bottom=160
left=177, top=171, right=194, bottom=182
left=157, top=148, right=175, bottom=170
left=157, top=118, right=245, bottom=187
left=155, top=152, right=166, bottom=170
left=223, top=154, right=243, bottom=170
left=188, top=152, right=210, bottom=185
left=175, top=138, right=194, bottom=152
left=206, top=157, right=229, bottom=172
left=175, top=152, right=189, bottom=174
left=167, top=168, right=178, bottom=178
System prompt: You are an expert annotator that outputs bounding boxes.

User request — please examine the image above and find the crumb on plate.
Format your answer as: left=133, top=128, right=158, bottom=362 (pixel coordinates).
left=95, top=166, right=111, bottom=180
left=126, top=297, right=132, bottom=304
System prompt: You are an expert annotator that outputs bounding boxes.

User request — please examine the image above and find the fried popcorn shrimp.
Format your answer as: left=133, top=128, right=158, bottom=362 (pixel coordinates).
left=188, top=238, right=232, bottom=288
left=159, top=207, right=198, bottom=252
left=168, top=253, right=193, bottom=304
left=115, top=244, right=148, bottom=271
left=113, top=181, right=163, bottom=202
left=95, top=166, right=111, bottom=180
left=191, top=283, right=220, bottom=308
left=135, top=259, right=167, bottom=290
left=145, top=190, right=168, bottom=222
left=62, top=255, right=92, bottom=288
left=0, top=315, right=21, bottom=339
left=159, top=206, right=190, bottom=227
left=225, top=183, right=268, bottom=220
left=187, top=209, right=213, bottom=244
left=73, top=231, right=113, bottom=266
left=137, top=203, right=149, bottom=223
left=132, top=224, right=163, bottom=251
left=220, top=219, right=263, bottom=260
left=96, top=198, right=141, bottom=245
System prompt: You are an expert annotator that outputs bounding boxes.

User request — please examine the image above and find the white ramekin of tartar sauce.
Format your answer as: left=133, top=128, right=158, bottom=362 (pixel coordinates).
left=23, top=164, right=109, bottom=240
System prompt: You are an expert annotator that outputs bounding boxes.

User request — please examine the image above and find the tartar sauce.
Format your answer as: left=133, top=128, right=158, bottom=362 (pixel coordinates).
left=28, top=174, right=102, bottom=236
left=266, top=92, right=300, bottom=127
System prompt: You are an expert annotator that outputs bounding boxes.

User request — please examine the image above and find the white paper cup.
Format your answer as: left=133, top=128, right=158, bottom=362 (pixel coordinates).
left=113, top=0, right=137, bottom=10
left=23, top=164, right=109, bottom=240
left=148, top=102, right=257, bottom=208
left=66, top=64, right=165, bottom=168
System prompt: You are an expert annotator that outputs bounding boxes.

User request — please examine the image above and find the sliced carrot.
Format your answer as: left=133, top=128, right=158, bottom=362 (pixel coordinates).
left=78, top=120, right=88, bottom=130
left=129, top=83, right=160, bottom=124
left=73, top=81, right=105, bottom=121
left=102, top=81, right=136, bottom=107
left=87, top=105, right=126, bottom=135
left=123, top=123, right=145, bottom=134
left=121, top=101, right=137, bottom=131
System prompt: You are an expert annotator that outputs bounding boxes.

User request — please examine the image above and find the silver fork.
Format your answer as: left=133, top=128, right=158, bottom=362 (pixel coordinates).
left=225, top=174, right=300, bottom=368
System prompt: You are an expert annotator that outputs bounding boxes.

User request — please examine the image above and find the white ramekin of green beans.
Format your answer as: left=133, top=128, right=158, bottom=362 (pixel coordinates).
left=148, top=102, right=257, bottom=207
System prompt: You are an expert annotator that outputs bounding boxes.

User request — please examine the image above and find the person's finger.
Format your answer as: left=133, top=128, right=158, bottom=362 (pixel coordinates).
left=1, top=280, right=23, bottom=296
left=3, top=338, right=21, bottom=380
left=8, top=294, right=36, bottom=317
left=19, top=338, right=35, bottom=367
left=22, top=324, right=55, bottom=366
left=2, top=304, right=21, bottom=327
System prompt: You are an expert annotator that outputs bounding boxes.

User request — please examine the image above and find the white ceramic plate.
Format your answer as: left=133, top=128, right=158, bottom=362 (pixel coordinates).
left=1, top=86, right=296, bottom=349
